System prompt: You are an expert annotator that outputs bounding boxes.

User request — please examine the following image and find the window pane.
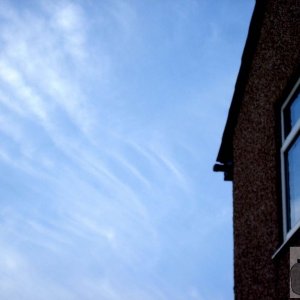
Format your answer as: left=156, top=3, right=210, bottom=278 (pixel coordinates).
left=284, top=92, right=300, bottom=137
left=287, top=136, right=300, bottom=229
left=291, top=93, right=300, bottom=128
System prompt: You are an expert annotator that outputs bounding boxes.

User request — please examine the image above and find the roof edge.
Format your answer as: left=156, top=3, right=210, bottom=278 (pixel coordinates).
left=216, top=0, right=267, bottom=165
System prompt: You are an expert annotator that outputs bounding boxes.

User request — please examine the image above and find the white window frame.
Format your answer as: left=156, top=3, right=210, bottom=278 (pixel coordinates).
left=281, top=77, right=300, bottom=241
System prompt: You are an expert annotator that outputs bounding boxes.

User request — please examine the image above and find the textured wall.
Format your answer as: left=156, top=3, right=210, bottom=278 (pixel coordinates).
left=232, top=0, right=300, bottom=299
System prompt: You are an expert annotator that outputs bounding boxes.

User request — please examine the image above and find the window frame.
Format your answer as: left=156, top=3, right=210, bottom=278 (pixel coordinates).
left=281, top=77, right=300, bottom=241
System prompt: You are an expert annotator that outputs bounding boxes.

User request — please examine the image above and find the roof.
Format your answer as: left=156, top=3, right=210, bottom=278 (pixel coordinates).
left=213, top=0, right=267, bottom=180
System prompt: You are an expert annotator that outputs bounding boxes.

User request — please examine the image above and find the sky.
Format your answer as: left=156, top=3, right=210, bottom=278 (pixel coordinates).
left=0, top=1, right=254, bottom=299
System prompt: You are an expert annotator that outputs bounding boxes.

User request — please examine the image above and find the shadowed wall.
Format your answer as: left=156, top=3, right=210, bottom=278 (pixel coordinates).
left=232, top=0, right=300, bottom=298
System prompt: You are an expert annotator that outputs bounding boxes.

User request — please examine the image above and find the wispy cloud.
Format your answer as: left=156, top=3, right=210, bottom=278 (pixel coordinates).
left=0, top=0, right=100, bottom=140
left=0, top=60, right=49, bottom=121
left=49, top=1, right=87, bottom=60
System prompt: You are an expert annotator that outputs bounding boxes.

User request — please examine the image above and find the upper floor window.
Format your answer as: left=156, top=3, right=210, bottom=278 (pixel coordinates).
left=281, top=78, right=300, bottom=239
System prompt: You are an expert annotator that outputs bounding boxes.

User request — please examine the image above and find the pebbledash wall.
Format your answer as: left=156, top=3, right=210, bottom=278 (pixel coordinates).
left=214, top=1, right=300, bottom=299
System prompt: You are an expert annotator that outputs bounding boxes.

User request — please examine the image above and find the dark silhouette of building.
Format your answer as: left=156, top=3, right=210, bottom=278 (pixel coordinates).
left=214, top=1, right=300, bottom=298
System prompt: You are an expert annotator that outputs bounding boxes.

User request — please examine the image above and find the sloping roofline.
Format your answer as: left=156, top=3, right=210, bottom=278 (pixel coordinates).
left=214, top=0, right=267, bottom=180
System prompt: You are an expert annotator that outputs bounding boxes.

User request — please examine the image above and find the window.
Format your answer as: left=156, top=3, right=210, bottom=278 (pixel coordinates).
left=281, top=78, right=300, bottom=239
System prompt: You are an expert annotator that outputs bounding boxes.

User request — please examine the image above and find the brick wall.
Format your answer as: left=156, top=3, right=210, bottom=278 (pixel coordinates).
left=232, top=1, right=300, bottom=298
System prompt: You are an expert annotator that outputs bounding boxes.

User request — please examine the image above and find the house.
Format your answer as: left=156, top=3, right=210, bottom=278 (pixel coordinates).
left=214, top=1, right=300, bottom=298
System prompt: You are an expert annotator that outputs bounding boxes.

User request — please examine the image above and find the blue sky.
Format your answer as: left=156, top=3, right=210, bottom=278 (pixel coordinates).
left=0, top=1, right=254, bottom=299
